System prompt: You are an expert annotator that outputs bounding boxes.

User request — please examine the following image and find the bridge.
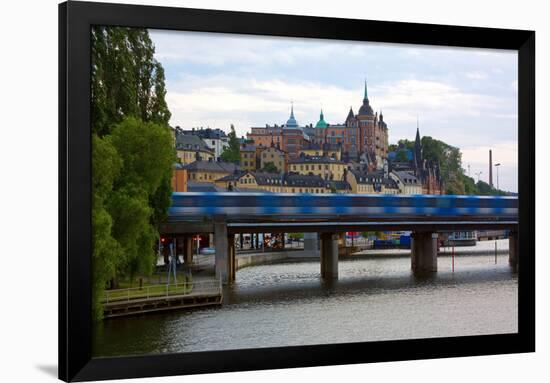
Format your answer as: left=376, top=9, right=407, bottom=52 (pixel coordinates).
left=159, top=192, right=519, bottom=283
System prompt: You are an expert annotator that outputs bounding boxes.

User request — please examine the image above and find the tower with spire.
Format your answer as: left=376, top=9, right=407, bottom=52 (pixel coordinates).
left=315, top=109, right=327, bottom=128
left=357, top=79, right=374, bottom=117
left=414, top=117, right=422, bottom=171
left=247, top=80, right=389, bottom=164
left=285, top=101, right=298, bottom=128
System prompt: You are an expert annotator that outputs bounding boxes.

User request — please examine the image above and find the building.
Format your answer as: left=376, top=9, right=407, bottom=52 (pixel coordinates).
left=215, top=171, right=347, bottom=194
left=299, top=142, right=342, bottom=160
left=259, top=144, right=288, bottom=173
left=310, top=82, right=389, bottom=167
left=288, top=154, right=346, bottom=181
left=175, top=132, right=214, bottom=164
left=329, top=180, right=351, bottom=193
left=239, top=143, right=257, bottom=171
left=389, top=170, right=423, bottom=194
left=345, top=168, right=400, bottom=194
left=183, top=158, right=240, bottom=183
left=171, top=163, right=188, bottom=192
left=247, top=104, right=314, bottom=158
left=195, top=128, right=229, bottom=158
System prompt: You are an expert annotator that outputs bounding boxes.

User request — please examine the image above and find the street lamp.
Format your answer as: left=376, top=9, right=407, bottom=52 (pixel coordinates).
left=475, top=171, right=483, bottom=183
left=494, top=163, right=501, bottom=191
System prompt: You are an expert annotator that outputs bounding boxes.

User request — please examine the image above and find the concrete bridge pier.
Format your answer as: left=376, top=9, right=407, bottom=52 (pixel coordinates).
left=411, top=232, right=438, bottom=274
left=320, top=233, right=339, bottom=280
left=214, top=217, right=235, bottom=284
left=182, top=235, right=193, bottom=264
left=509, top=231, right=519, bottom=270
left=303, top=232, right=320, bottom=257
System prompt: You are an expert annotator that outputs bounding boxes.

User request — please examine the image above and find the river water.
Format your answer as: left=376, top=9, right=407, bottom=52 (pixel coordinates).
left=93, top=252, right=518, bottom=357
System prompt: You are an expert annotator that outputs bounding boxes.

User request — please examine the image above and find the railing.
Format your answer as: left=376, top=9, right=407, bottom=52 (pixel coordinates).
left=102, top=278, right=221, bottom=304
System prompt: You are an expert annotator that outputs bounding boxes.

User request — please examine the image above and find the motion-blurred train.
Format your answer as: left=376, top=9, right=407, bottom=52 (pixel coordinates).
left=168, top=192, right=518, bottom=222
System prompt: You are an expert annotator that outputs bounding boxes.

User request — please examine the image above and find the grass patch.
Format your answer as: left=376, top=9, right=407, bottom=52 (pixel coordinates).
left=104, top=273, right=193, bottom=303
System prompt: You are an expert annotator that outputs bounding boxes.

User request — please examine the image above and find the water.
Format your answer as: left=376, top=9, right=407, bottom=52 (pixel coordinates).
left=93, top=253, right=518, bottom=357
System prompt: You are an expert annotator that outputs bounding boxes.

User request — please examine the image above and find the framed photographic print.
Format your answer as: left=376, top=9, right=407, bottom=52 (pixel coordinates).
left=59, top=1, right=535, bottom=381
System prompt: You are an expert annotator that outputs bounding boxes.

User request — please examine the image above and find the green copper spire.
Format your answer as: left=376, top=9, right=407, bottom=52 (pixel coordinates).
left=363, top=79, right=368, bottom=101
left=315, top=108, right=327, bottom=128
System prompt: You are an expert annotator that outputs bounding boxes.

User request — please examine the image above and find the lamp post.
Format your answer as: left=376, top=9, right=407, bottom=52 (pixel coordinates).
left=494, top=163, right=501, bottom=191
left=475, top=171, right=483, bottom=183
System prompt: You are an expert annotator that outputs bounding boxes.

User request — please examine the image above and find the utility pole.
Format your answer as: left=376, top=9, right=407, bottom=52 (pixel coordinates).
left=494, top=163, right=501, bottom=191
left=475, top=171, right=483, bottom=183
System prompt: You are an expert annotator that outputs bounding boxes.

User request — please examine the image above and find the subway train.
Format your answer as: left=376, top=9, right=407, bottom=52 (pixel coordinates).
left=167, top=192, right=518, bottom=222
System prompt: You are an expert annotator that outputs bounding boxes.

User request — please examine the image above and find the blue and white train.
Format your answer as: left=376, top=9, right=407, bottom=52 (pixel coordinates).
left=168, top=192, right=518, bottom=221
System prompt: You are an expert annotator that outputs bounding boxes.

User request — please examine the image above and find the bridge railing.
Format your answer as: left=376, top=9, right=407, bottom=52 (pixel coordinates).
left=102, top=278, right=221, bottom=304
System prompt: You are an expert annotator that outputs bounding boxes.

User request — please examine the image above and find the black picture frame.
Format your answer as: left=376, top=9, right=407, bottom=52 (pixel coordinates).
left=58, top=1, right=535, bottom=381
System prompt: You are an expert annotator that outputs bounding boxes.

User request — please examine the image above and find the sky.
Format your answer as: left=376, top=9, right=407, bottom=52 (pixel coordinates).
left=149, top=29, right=518, bottom=192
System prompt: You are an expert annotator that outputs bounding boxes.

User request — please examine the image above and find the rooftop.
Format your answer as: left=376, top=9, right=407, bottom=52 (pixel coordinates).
left=175, top=133, right=213, bottom=153
left=183, top=159, right=240, bottom=173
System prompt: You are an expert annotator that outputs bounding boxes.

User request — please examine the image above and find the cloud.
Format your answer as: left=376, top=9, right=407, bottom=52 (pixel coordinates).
left=150, top=29, right=518, bottom=192
left=166, top=75, right=517, bottom=144
left=465, top=71, right=488, bottom=80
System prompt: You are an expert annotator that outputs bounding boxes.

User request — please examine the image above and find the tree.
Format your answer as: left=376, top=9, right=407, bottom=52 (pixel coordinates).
left=220, top=124, right=241, bottom=163
left=91, top=26, right=174, bottom=320
left=91, top=134, right=123, bottom=320
left=395, top=150, right=409, bottom=162
left=106, top=118, right=176, bottom=283
left=91, top=26, right=171, bottom=137
left=262, top=162, right=278, bottom=173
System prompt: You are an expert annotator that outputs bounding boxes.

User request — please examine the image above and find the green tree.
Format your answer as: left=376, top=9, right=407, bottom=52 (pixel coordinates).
left=91, top=134, right=123, bottom=320
left=91, top=26, right=171, bottom=137
left=220, top=124, right=241, bottom=163
left=262, top=162, right=278, bottom=173
left=420, top=136, right=462, bottom=183
left=460, top=173, right=478, bottom=195
left=91, top=26, right=175, bottom=319
left=106, top=118, right=176, bottom=283
left=397, top=139, right=415, bottom=150
left=395, top=150, right=409, bottom=162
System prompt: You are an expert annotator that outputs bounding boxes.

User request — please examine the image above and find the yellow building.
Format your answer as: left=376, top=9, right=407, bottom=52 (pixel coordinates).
left=240, top=143, right=257, bottom=171
left=345, top=169, right=400, bottom=194
left=289, top=155, right=346, bottom=181
left=389, top=170, right=423, bottom=194
left=299, top=143, right=342, bottom=161
left=184, top=159, right=240, bottom=183
left=175, top=133, right=215, bottom=164
left=215, top=171, right=335, bottom=194
left=259, top=145, right=287, bottom=173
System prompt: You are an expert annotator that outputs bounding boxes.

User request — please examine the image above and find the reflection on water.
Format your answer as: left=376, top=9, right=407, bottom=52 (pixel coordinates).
left=93, top=254, right=518, bottom=357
